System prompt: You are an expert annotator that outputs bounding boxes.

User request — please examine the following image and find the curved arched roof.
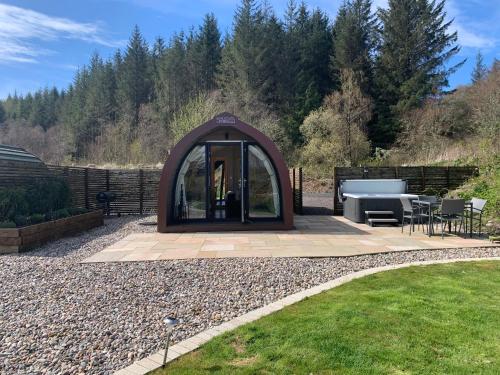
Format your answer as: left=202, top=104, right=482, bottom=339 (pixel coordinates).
left=0, top=144, right=44, bottom=164
left=157, top=113, right=293, bottom=232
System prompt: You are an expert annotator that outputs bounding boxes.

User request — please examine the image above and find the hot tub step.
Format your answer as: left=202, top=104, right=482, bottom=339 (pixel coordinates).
left=367, top=218, right=399, bottom=227
left=364, top=211, right=394, bottom=216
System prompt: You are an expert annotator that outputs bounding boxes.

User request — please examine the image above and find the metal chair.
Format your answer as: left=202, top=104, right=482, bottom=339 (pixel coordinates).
left=416, top=195, right=438, bottom=233
left=465, top=198, right=487, bottom=236
left=433, top=199, right=465, bottom=239
left=400, top=197, right=425, bottom=235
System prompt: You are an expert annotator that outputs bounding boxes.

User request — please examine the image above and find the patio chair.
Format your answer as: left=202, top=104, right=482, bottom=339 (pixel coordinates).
left=433, top=199, right=465, bottom=239
left=464, top=198, right=487, bottom=236
left=400, top=197, right=426, bottom=235
left=415, top=195, right=438, bottom=233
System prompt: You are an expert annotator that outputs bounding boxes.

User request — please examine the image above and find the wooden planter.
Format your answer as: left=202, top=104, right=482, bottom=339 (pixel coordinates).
left=0, top=210, right=103, bottom=254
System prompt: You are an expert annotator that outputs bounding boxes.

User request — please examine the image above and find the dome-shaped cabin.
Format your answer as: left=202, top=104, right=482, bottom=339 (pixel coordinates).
left=157, top=113, right=293, bottom=232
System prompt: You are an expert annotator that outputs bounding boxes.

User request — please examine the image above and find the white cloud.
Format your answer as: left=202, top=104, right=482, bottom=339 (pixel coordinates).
left=0, top=4, right=122, bottom=64
left=445, top=0, right=497, bottom=49
left=371, top=0, right=496, bottom=49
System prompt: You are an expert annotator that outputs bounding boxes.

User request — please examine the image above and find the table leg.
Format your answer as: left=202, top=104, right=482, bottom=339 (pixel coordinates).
left=469, top=206, right=473, bottom=238
left=428, top=209, right=432, bottom=237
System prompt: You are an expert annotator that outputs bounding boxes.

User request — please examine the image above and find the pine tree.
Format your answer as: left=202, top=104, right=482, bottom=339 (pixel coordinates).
left=0, top=102, right=5, bottom=123
left=197, top=13, right=222, bottom=92
left=116, top=26, right=151, bottom=129
left=373, top=0, right=463, bottom=145
left=293, top=6, right=332, bottom=140
left=471, top=51, right=487, bottom=83
left=156, top=32, right=190, bottom=117
left=331, top=0, right=376, bottom=93
left=217, top=0, right=264, bottom=103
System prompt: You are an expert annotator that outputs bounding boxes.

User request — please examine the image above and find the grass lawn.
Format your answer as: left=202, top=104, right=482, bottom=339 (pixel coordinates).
left=153, top=261, right=500, bottom=375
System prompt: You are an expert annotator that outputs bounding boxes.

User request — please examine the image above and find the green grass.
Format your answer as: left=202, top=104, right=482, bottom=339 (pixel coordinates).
left=154, top=261, right=500, bottom=375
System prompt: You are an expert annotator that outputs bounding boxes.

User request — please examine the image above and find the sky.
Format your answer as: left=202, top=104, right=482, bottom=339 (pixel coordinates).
left=0, top=0, right=499, bottom=99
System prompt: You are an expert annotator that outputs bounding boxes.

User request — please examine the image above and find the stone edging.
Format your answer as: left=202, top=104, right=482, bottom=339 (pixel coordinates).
left=114, top=256, right=500, bottom=375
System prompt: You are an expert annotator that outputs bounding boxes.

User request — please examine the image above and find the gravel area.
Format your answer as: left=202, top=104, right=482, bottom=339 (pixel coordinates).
left=0, top=216, right=498, bottom=375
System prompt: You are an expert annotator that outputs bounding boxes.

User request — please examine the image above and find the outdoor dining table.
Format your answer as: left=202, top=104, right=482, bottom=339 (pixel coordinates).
left=412, top=199, right=473, bottom=238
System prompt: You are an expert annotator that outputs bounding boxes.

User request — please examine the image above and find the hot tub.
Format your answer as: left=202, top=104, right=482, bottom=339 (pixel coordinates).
left=338, top=179, right=418, bottom=223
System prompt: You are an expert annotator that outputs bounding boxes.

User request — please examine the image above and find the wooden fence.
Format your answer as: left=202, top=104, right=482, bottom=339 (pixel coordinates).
left=332, top=166, right=478, bottom=215
left=46, top=166, right=162, bottom=214
left=1, top=163, right=477, bottom=217
left=0, top=164, right=304, bottom=215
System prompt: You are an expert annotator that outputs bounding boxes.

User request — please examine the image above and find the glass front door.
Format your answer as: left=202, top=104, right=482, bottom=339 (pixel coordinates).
left=208, top=143, right=242, bottom=221
left=174, top=141, right=281, bottom=223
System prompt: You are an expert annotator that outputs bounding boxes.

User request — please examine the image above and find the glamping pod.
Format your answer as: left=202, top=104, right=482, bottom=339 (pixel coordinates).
left=157, top=113, right=293, bottom=232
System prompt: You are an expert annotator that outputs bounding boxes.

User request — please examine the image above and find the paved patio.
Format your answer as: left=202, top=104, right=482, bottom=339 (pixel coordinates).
left=82, top=216, right=493, bottom=263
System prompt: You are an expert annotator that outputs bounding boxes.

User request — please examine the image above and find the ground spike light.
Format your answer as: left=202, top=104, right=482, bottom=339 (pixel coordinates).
left=162, top=316, right=179, bottom=367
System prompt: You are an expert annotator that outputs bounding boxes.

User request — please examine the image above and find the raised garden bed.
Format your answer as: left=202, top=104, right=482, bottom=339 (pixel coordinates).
left=0, top=210, right=103, bottom=254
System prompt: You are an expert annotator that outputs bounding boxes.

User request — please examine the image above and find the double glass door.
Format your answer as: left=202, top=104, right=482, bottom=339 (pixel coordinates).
left=174, top=141, right=281, bottom=223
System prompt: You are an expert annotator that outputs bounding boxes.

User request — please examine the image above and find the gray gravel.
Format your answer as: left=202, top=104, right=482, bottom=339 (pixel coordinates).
left=0, top=216, right=498, bottom=375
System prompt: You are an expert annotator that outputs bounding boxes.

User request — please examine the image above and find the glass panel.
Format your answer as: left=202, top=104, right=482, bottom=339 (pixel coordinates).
left=174, top=145, right=206, bottom=220
left=210, top=144, right=242, bottom=220
left=248, top=145, right=280, bottom=218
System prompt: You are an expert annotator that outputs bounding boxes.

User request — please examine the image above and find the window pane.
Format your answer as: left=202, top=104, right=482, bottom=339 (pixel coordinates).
left=248, top=145, right=280, bottom=218
left=174, top=145, right=206, bottom=219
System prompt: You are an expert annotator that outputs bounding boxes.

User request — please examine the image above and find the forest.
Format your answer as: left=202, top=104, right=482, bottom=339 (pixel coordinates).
left=0, top=0, right=498, bottom=173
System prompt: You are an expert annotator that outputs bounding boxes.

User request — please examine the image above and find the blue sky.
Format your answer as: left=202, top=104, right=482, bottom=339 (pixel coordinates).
left=0, top=0, right=499, bottom=99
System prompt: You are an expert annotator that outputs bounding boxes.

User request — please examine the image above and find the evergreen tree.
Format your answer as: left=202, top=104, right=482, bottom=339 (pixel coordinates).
left=197, top=14, right=222, bottom=92
left=373, top=0, right=463, bottom=145
left=116, top=26, right=151, bottom=129
left=331, top=0, right=376, bottom=92
left=151, top=37, right=167, bottom=101
left=217, top=0, right=265, bottom=103
left=29, top=91, right=48, bottom=128
left=0, top=102, right=5, bottom=123
left=156, top=32, right=190, bottom=117
left=471, top=51, right=487, bottom=83
left=292, top=5, right=332, bottom=141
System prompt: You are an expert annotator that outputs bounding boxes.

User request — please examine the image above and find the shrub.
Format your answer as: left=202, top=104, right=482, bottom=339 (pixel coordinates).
left=54, top=209, right=70, bottom=220
left=68, top=207, right=88, bottom=216
left=0, top=187, right=28, bottom=222
left=45, top=208, right=70, bottom=221
left=14, top=215, right=28, bottom=227
left=29, top=213, right=45, bottom=224
left=0, top=177, right=72, bottom=227
left=26, top=178, right=71, bottom=214
left=0, top=221, right=16, bottom=228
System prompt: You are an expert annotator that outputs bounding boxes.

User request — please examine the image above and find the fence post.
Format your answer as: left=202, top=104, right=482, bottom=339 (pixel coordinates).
left=421, top=166, right=426, bottom=192
left=298, top=167, right=303, bottom=215
left=139, top=169, right=144, bottom=215
left=84, top=168, right=89, bottom=209
left=332, top=167, right=337, bottom=215
left=106, top=169, right=110, bottom=191
left=446, top=166, right=450, bottom=190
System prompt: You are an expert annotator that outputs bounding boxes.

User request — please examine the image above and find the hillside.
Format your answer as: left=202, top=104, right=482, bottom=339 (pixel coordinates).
left=0, top=0, right=473, bottom=168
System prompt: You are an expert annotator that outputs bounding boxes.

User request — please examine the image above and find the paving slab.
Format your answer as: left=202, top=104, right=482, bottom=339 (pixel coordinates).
left=84, top=215, right=493, bottom=263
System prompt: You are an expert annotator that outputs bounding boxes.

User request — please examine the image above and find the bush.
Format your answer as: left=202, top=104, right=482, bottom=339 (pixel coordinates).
left=68, top=207, right=88, bottom=216
left=0, top=221, right=16, bottom=228
left=29, top=213, right=45, bottom=224
left=14, top=215, right=28, bottom=227
left=46, top=208, right=70, bottom=221
left=0, top=187, right=28, bottom=222
left=26, top=178, right=71, bottom=214
left=0, top=177, right=72, bottom=227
